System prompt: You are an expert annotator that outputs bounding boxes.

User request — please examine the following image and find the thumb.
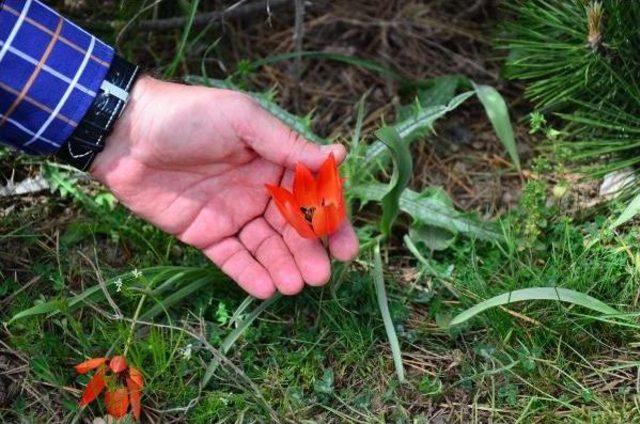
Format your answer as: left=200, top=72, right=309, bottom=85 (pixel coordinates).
left=236, top=99, right=346, bottom=171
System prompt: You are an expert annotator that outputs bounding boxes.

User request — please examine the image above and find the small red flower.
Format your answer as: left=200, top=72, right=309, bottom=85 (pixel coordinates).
left=75, top=355, right=144, bottom=420
left=266, top=153, right=346, bottom=238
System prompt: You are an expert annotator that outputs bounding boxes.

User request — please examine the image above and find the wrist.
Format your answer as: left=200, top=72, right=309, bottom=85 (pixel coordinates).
left=90, top=75, right=157, bottom=180
left=56, top=55, right=141, bottom=172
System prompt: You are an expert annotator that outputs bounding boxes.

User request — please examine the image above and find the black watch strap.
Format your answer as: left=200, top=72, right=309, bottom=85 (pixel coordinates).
left=56, top=55, right=140, bottom=171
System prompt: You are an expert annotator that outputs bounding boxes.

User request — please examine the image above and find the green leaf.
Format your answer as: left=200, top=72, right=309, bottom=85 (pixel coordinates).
left=141, top=276, right=213, bottom=321
left=403, top=235, right=452, bottom=279
left=7, top=267, right=219, bottom=324
left=352, top=183, right=502, bottom=241
left=313, top=369, right=335, bottom=395
left=6, top=300, right=66, bottom=325
left=364, top=91, right=475, bottom=167
left=375, top=127, right=413, bottom=237
left=165, top=0, right=200, bottom=78
left=373, top=242, right=405, bottom=383
left=612, top=191, right=640, bottom=228
left=449, top=287, right=624, bottom=327
left=417, top=75, right=463, bottom=108
left=409, top=225, right=456, bottom=251
left=397, top=75, right=462, bottom=121
left=472, top=82, right=521, bottom=170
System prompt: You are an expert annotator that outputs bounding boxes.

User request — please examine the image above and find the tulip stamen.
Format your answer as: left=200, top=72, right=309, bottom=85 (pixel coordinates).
left=300, top=206, right=315, bottom=224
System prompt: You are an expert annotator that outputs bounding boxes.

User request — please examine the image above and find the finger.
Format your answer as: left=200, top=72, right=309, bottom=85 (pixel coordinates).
left=204, top=237, right=276, bottom=299
left=282, top=225, right=331, bottom=286
left=235, top=98, right=346, bottom=171
left=328, top=221, right=359, bottom=261
left=239, top=218, right=304, bottom=296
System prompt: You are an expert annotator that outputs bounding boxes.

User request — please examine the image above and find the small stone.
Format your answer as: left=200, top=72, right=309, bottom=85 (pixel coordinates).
left=599, top=169, right=636, bottom=199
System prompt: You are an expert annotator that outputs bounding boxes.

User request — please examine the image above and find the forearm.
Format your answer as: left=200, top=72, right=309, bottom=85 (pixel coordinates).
left=0, top=0, right=125, bottom=168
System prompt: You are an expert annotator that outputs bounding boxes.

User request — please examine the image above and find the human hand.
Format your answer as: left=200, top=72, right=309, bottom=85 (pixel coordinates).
left=91, top=76, right=359, bottom=299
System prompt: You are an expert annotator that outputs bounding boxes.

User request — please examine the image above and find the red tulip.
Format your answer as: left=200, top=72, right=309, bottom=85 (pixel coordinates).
left=266, top=153, right=346, bottom=238
left=75, top=355, right=144, bottom=420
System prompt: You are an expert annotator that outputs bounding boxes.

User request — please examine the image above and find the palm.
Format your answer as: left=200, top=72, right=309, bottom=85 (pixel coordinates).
left=92, top=78, right=358, bottom=298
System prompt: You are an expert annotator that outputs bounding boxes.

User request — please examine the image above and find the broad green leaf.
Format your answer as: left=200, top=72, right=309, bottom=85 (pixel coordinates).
left=449, top=287, right=624, bottom=327
left=364, top=91, right=475, bottom=167
left=612, top=191, right=640, bottom=228
left=472, top=82, right=521, bottom=170
left=375, top=126, right=413, bottom=237
left=417, top=75, right=463, bottom=108
left=353, top=183, right=502, bottom=241
left=397, top=75, right=463, bottom=121
left=409, top=225, right=456, bottom=251
left=395, top=93, right=474, bottom=141
left=185, top=75, right=327, bottom=145
left=373, top=242, right=405, bottom=382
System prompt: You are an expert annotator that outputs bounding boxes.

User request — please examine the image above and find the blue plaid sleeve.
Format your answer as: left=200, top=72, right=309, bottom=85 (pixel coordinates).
left=0, top=0, right=114, bottom=155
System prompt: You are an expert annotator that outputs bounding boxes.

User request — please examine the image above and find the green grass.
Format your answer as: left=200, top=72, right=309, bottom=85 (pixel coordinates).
left=4, top=161, right=640, bottom=422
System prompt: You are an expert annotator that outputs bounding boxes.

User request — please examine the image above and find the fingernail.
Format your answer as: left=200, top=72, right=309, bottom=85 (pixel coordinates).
left=321, top=144, right=346, bottom=157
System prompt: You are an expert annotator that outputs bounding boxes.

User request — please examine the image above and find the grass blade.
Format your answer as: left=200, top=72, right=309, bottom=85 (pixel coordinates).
left=373, top=242, right=405, bottom=383
left=6, top=300, right=66, bottom=325
left=472, top=82, right=521, bottom=170
left=612, top=191, right=640, bottom=228
left=140, top=276, right=212, bottom=321
left=165, top=0, right=200, bottom=78
left=375, top=126, right=413, bottom=237
left=6, top=266, right=218, bottom=324
left=449, top=287, right=624, bottom=327
left=201, top=294, right=281, bottom=388
left=228, top=296, right=254, bottom=327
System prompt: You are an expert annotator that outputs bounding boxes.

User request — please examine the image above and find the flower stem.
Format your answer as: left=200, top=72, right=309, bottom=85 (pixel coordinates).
left=123, top=294, right=147, bottom=357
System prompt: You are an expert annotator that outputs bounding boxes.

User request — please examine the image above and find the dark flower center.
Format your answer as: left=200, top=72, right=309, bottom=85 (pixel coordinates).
left=300, top=206, right=315, bottom=224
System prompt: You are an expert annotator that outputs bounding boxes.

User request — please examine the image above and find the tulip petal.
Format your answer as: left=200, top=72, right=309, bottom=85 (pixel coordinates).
left=293, top=163, right=319, bottom=207
left=128, top=367, right=144, bottom=388
left=317, top=153, right=343, bottom=206
left=311, top=205, right=328, bottom=237
left=109, top=356, right=127, bottom=374
left=75, top=357, right=106, bottom=374
left=105, top=387, right=130, bottom=419
left=79, top=369, right=105, bottom=406
left=127, top=377, right=142, bottom=420
left=266, top=184, right=317, bottom=238
left=324, top=204, right=345, bottom=235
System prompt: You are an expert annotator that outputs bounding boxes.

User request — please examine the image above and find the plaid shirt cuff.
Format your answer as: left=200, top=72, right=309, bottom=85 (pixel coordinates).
left=0, top=0, right=115, bottom=155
